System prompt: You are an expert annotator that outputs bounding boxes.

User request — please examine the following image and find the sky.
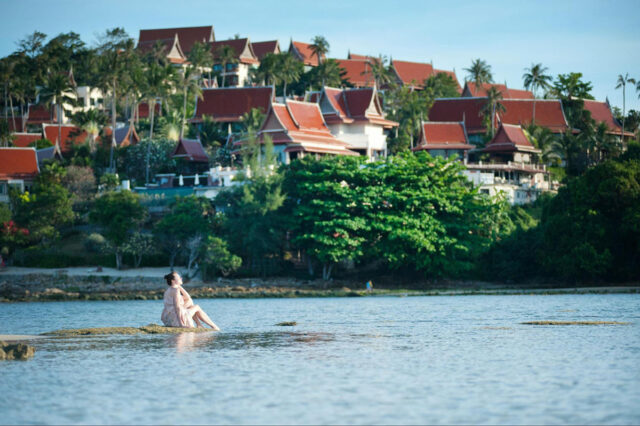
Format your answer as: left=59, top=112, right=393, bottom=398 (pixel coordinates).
left=2, top=0, right=639, bottom=112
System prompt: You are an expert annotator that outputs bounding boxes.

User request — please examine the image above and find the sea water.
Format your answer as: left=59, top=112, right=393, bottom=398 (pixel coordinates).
left=1, top=294, right=639, bottom=424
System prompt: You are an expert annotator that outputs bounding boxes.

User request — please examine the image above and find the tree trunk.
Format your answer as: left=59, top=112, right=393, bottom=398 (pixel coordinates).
left=146, top=99, right=156, bottom=184
left=135, top=253, right=142, bottom=268
left=221, top=63, right=226, bottom=88
left=307, top=255, right=314, bottom=277
left=115, top=250, right=123, bottom=270
left=622, top=86, right=626, bottom=143
left=109, top=80, right=117, bottom=172
left=181, top=89, right=187, bottom=140
left=9, top=95, right=16, bottom=134
left=57, top=102, right=62, bottom=155
left=3, top=83, right=7, bottom=120
left=283, top=81, right=287, bottom=99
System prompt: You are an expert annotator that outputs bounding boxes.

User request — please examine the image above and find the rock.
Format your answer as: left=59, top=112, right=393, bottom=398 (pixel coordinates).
left=276, top=321, right=297, bottom=326
left=43, top=324, right=214, bottom=336
left=0, top=341, right=36, bottom=360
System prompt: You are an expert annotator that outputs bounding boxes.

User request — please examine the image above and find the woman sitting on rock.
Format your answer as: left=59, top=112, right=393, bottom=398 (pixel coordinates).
left=161, top=271, right=220, bottom=330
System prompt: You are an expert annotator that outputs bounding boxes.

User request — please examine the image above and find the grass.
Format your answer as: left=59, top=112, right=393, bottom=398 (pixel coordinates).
left=521, top=321, right=630, bottom=326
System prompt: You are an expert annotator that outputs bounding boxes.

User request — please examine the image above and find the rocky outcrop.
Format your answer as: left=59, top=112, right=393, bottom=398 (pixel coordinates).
left=43, top=324, right=214, bottom=336
left=0, top=341, right=36, bottom=360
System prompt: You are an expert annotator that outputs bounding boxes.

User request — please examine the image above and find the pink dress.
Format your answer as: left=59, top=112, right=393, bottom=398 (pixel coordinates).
left=161, top=287, right=195, bottom=328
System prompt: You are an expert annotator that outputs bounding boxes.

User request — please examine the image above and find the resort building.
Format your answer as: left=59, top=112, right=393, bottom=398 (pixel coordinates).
left=137, top=33, right=187, bottom=65
left=0, top=147, right=39, bottom=203
left=138, top=26, right=215, bottom=55
left=333, top=59, right=375, bottom=88
left=582, top=99, right=635, bottom=141
left=11, top=133, right=42, bottom=148
left=288, top=41, right=323, bottom=70
left=246, top=100, right=358, bottom=163
left=42, top=124, right=88, bottom=156
left=412, top=121, right=473, bottom=160
left=171, top=138, right=209, bottom=163
left=312, top=86, right=398, bottom=159
left=251, top=40, right=281, bottom=61
left=461, top=82, right=534, bottom=99
left=72, top=86, right=106, bottom=113
left=210, top=38, right=259, bottom=87
left=391, top=60, right=461, bottom=92
left=191, top=86, right=273, bottom=137
left=103, top=124, right=141, bottom=148
left=429, top=97, right=570, bottom=144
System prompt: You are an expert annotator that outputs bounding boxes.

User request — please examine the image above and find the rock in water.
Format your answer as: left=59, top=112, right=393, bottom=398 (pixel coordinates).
left=0, top=341, right=36, bottom=360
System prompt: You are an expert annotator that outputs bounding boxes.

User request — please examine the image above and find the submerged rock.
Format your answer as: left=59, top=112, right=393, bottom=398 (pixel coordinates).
left=43, top=324, right=214, bottom=336
left=275, top=321, right=297, bottom=326
left=0, top=341, right=36, bottom=360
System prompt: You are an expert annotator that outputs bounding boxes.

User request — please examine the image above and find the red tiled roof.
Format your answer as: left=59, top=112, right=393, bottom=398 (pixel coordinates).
left=483, top=123, right=538, bottom=153
left=463, top=82, right=534, bottom=99
left=5, top=117, right=25, bottom=132
left=0, top=148, right=39, bottom=180
left=413, top=122, right=473, bottom=151
left=392, top=60, right=460, bottom=91
left=12, top=133, right=42, bottom=148
left=192, top=87, right=273, bottom=122
left=42, top=124, right=88, bottom=154
left=347, top=53, right=376, bottom=61
left=137, top=34, right=187, bottom=64
left=27, top=104, right=56, bottom=125
left=137, top=102, right=162, bottom=119
left=253, top=100, right=357, bottom=156
left=429, top=98, right=568, bottom=134
left=251, top=40, right=280, bottom=61
left=333, top=59, right=374, bottom=88
left=172, top=138, right=209, bottom=162
left=289, top=41, right=324, bottom=66
left=138, top=26, right=214, bottom=54
left=582, top=99, right=634, bottom=137
left=104, top=125, right=140, bottom=147
left=319, top=87, right=398, bottom=128
left=210, top=38, right=258, bottom=65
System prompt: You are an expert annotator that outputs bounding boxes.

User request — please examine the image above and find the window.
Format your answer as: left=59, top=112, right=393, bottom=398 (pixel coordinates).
left=0, top=183, right=6, bottom=194
left=77, top=97, right=85, bottom=106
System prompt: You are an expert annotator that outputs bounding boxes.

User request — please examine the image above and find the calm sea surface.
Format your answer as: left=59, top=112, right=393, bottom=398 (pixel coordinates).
left=1, top=294, right=639, bottom=425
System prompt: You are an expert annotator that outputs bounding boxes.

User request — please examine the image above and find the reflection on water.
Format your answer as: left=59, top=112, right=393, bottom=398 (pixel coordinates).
left=0, top=294, right=639, bottom=425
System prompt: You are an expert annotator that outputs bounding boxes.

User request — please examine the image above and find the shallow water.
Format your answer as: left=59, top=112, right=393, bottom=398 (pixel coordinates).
left=1, top=294, right=639, bottom=425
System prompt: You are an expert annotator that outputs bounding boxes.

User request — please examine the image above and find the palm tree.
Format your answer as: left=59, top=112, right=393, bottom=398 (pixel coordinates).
left=523, top=63, right=552, bottom=124
left=71, top=108, right=108, bottom=152
left=481, top=87, right=505, bottom=137
left=616, top=73, right=636, bottom=140
left=188, top=41, right=214, bottom=86
left=310, top=59, right=344, bottom=89
left=250, top=53, right=280, bottom=86
left=464, top=59, right=493, bottom=94
left=277, top=54, right=303, bottom=98
left=215, top=45, right=238, bottom=87
left=309, top=36, right=329, bottom=65
left=368, top=55, right=392, bottom=88
left=176, top=66, right=203, bottom=139
left=40, top=71, right=75, bottom=154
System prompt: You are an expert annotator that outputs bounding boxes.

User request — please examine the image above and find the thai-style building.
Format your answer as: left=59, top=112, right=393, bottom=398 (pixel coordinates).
left=412, top=121, right=473, bottom=160
left=461, top=82, right=534, bottom=99
left=0, top=147, right=39, bottom=203
left=391, top=60, right=461, bottom=92
left=104, top=124, right=141, bottom=148
left=172, top=138, right=209, bottom=163
left=582, top=99, right=635, bottom=141
left=244, top=100, right=358, bottom=163
left=210, top=38, right=259, bottom=87
left=333, top=59, right=375, bottom=88
left=137, top=33, right=187, bottom=65
left=429, top=97, right=570, bottom=144
left=190, top=86, right=273, bottom=137
left=251, top=40, right=281, bottom=61
left=11, top=133, right=42, bottom=148
left=288, top=41, right=324, bottom=70
left=312, top=86, right=398, bottom=159
left=138, top=26, right=215, bottom=55
left=42, top=124, right=88, bottom=156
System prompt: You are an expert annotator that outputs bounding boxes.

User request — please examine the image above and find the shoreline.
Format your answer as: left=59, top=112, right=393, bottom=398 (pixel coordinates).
left=0, top=267, right=638, bottom=302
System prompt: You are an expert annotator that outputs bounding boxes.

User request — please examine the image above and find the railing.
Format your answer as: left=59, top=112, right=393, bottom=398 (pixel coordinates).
left=468, top=161, right=547, bottom=173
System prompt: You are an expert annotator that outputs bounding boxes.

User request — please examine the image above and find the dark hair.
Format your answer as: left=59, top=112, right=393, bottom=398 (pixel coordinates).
left=164, top=271, right=178, bottom=286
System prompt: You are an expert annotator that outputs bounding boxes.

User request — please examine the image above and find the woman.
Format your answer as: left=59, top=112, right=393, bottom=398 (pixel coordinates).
left=161, top=271, right=220, bottom=330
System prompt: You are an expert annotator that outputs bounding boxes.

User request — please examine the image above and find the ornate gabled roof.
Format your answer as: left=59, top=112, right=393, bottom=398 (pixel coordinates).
left=27, top=104, right=56, bottom=125
left=137, top=34, right=187, bottom=64
left=11, top=132, right=42, bottom=148
left=429, top=98, right=569, bottom=134
left=317, top=87, right=398, bottom=128
left=333, top=59, right=375, bottom=88
left=210, top=38, right=259, bottom=65
left=137, top=102, right=162, bottom=119
left=138, top=26, right=214, bottom=54
left=0, top=147, right=39, bottom=180
left=582, top=99, right=634, bottom=137
left=172, top=138, right=209, bottom=162
left=413, top=121, right=473, bottom=151
left=347, top=53, right=378, bottom=61
left=483, top=123, right=540, bottom=153
left=252, top=100, right=358, bottom=156
left=191, top=86, right=273, bottom=123
left=42, top=124, right=88, bottom=154
left=289, top=41, right=324, bottom=66
left=104, top=124, right=141, bottom=147
left=251, top=40, right=281, bottom=61
left=391, top=60, right=460, bottom=91
left=462, top=82, right=534, bottom=99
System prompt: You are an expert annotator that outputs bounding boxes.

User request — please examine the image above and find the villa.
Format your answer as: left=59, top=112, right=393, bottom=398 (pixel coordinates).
left=251, top=40, right=281, bottom=61
left=137, top=33, right=187, bottom=65
left=42, top=124, right=88, bottom=156
left=461, top=82, right=534, bottom=99
left=288, top=41, right=323, bottom=70
left=311, top=86, right=398, bottom=159
left=391, top=60, right=461, bottom=92
left=0, top=147, right=39, bottom=203
left=412, top=121, right=473, bottom=160
left=582, top=99, right=635, bottom=141
left=210, top=38, right=259, bottom=87
left=138, top=26, right=215, bottom=55
left=333, top=59, right=375, bottom=88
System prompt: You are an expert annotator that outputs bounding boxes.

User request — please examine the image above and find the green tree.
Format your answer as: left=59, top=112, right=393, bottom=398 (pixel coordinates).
left=214, top=45, right=238, bottom=87
left=309, top=35, right=329, bottom=65
left=250, top=52, right=281, bottom=86
left=481, top=86, right=506, bottom=138
left=615, top=73, right=636, bottom=139
left=200, top=235, right=242, bottom=278
left=40, top=70, right=75, bottom=153
left=423, top=73, right=460, bottom=99
left=277, top=53, right=303, bottom=98
left=90, top=190, right=147, bottom=269
left=175, top=66, right=203, bottom=139
left=522, top=63, right=552, bottom=124
left=119, top=138, right=176, bottom=184
left=187, top=41, right=214, bottom=85
left=464, top=58, right=493, bottom=89
left=122, top=232, right=155, bottom=268
left=307, top=59, right=344, bottom=89
left=367, top=55, right=393, bottom=89
left=551, top=72, right=594, bottom=100
left=70, top=108, right=108, bottom=152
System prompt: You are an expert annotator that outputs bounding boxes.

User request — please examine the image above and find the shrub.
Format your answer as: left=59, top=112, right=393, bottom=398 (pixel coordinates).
left=84, top=233, right=108, bottom=253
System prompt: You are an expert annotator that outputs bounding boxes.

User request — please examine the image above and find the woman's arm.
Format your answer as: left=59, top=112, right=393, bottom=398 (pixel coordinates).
left=180, top=287, right=194, bottom=308
left=172, top=288, right=191, bottom=328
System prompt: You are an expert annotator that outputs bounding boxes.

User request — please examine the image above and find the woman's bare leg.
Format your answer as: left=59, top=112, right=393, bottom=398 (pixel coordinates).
left=188, top=305, right=220, bottom=330
left=193, top=315, right=204, bottom=327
